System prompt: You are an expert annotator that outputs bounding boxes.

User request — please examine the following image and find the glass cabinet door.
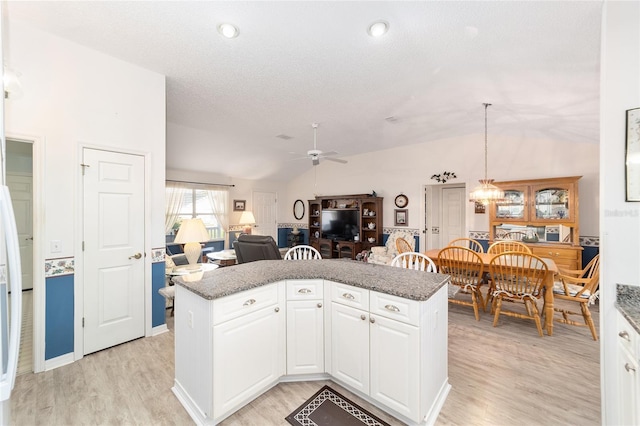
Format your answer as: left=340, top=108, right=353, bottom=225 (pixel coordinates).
left=533, top=186, right=572, bottom=221
left=493, top=187, right=528, bottom=221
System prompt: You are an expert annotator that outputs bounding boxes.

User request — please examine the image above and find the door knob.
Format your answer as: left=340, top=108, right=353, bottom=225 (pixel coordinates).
left=129, top=253, right=142, bottom=260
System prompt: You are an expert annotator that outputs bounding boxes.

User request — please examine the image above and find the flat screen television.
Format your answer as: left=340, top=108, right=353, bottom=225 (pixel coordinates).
left=321, top=209, right=359, bottom=241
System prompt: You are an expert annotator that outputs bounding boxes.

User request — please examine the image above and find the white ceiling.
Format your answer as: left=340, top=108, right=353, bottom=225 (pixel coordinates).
left=6, top=1, right=602, bottom=182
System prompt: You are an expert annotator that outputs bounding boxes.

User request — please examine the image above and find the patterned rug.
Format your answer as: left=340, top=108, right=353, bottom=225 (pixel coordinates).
left=285, top=385, right=391, bottom=426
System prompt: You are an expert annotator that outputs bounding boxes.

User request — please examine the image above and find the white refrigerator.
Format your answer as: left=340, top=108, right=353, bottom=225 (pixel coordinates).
left=0, top=7, right=23, bottom=422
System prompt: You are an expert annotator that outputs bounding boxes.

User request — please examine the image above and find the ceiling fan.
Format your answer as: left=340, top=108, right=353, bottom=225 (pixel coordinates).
left=292, top=123, right=348, bottom=166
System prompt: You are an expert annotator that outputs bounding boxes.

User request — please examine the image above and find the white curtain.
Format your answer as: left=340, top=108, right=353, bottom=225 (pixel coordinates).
left=165, top=183, right=188, bottom=234
left=207, top=189, right=229, bottom=237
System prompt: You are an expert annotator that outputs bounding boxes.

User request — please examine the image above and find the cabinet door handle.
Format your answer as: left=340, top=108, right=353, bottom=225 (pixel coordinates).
left=298, top=288, right=312, bottom=294
left=360, top=314, right=366, bottom=321
left=342, top=293, right=355, bottom=300
left=384, top=304, right=400, bottom=312
left=619, top=330, right=631, bottom=341
left=243, top=298, right=256, bottom=306
left=317, top=303, right=323, bottom=308
left=370, top=317, right=376, bottom=324
left=625, top=363, right=636, bottom=373
left=274, top=307, right=280, bottom=313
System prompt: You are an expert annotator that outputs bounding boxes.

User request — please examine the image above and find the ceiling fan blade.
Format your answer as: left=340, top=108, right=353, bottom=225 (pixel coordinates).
left=318, top=150, right=339, bottom=157
left=324, top=157, right=348, bottom=164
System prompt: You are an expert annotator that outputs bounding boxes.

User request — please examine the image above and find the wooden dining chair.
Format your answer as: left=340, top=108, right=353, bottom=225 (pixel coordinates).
left=488, top=252, right=549, bottom=336
left=502, top=231, right=527, bottom=241
left=395, top=237, right=413, bottom=255
left=391, top=252, right=437, bottom=272
left=284, top=245, right=322, bottom=260
left=448, top=238, right=484, bottom=253
left=438, top=246, right=485, bottom=321
left=551, top=254, right=600, bottom=340
left=487, top=240, right=531, bottom=255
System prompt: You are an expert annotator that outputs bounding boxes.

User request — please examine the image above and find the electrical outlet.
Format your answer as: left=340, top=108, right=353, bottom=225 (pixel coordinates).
left=51, top=240, right=62, bottom=253
left=187, top=311, right=194, bottom=329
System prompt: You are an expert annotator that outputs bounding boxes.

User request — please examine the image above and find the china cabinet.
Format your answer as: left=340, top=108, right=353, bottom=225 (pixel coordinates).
left=308, top=194, right=383, bottom=258
left=489, top=176, right=582, bottom=269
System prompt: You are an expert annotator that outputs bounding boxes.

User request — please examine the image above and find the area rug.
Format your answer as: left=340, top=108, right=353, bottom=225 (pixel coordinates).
left=285, top=385, right=391, bottom=426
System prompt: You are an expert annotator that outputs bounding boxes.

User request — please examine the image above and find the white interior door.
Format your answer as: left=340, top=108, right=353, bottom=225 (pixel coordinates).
left=441, top=187, right=465, bottom=244
left=252, top=191, right=277, bottom=239
left=6, top=174, right=32, bottom=291
left=83, top=148, right=145, bottom=355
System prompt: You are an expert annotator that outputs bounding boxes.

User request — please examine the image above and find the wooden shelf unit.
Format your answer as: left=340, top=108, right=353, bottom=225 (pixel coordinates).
left=489, top=176, right=583, bottom=269
left=309, top=194, right=383, bottom=259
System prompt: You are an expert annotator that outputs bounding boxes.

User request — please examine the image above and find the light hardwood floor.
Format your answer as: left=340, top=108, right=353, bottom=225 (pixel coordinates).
left=11, top=297, right=600, bottom=425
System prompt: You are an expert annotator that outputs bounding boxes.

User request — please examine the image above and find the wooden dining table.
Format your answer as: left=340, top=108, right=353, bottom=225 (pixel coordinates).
left=423, top=248, right=559, bottom=336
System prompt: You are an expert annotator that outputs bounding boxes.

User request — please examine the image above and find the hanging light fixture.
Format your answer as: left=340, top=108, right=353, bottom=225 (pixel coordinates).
left=469, top=103, right=504, bottom=205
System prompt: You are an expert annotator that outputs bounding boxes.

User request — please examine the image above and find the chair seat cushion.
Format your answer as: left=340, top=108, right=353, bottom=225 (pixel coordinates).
left=553, top=281, right=591, bottom=298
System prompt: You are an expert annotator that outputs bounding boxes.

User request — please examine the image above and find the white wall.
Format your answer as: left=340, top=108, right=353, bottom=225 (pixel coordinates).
left=6, top=20, right=167, bottom=256
left=600, top=2, right=640, bottom=424
left=285, top=132, right=599, bottom=237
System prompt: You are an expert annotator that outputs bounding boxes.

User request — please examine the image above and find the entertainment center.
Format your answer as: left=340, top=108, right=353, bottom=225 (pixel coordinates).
left=308, top=194, right=383, bottom=259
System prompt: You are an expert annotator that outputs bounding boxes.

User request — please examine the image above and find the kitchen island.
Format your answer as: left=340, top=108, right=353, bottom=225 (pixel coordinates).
left=172, top=259, right=450, bottom=425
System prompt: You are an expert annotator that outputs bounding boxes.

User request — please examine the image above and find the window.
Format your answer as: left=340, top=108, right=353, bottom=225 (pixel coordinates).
left=166, top=183, right=229, bottom=241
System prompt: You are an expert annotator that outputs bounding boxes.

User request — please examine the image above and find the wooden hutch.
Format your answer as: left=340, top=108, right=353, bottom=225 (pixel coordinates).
left=489, top=176, right=583, bottom=270
left=309, top=194, right=383, bottom=260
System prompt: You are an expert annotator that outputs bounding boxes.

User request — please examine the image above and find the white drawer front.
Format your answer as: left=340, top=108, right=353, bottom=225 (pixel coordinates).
left=213, top=282, right=280, bottom=325
left=287, top=279, right=324, bottom=300
left=331, top=282, right=369, bottom=311
left=370, top=291, right=419, bottom=326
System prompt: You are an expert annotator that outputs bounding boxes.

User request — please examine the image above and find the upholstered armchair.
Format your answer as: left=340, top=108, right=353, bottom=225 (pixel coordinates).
left=368, top=230, right=416, bottom=265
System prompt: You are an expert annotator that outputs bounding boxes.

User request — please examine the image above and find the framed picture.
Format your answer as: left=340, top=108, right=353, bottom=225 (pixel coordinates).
left=474, top=201, right=486, bottom=214
left=626, top=107, right=640, bottom=201
left=233, top=199, right=246, bottom=211
left=394, top=209, right=408, bottom=226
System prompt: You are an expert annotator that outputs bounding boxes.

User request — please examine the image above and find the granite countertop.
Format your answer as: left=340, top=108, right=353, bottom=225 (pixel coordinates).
left=616, top=284, right=640, bottom=334
left=174, top=259, right=450, bottom=302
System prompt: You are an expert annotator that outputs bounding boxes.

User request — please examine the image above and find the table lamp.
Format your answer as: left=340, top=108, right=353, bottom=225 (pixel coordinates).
left=174, top=218, right=210, bottom=268
left=239, top=211, right=256, bottom=234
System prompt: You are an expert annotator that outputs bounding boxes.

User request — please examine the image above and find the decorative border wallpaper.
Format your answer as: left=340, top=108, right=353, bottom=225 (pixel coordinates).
left=151, top=247, right=165, bottom=263
left=279, top=223, right=308, bottom=229
left=45, top=257, right=75, bottom=278
left=382, top=227, right=420, bottom=236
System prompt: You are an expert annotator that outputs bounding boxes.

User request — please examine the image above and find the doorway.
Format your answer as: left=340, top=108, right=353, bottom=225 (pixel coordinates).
left=252, top=191, right=277, bottom=239
left=422, top=184, right=466, bottom=250
left=6, top=139, right=34, bottom=375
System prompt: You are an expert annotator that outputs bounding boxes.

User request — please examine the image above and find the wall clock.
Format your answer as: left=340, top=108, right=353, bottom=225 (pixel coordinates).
left=395, top=194, right=409, bottom=208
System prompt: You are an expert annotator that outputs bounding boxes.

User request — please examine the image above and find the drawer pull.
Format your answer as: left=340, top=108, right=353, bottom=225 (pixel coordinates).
left=370, top=317, right=376, bottom=324
left=360, top=314, right=366, bottom=321
left=317, top=303, right=323, bottom=308
left=298, top=288, right=312, bottom=294
left=385, top=304, right=400, bottom=312
left=243, top=299, right=256, bottom=307
left=274, top=307, right=280, bottom=313
left=625, top=363, right=636, bottom=373
left=342, top=293, right=355, bottom=300
left=619, top=330, right=631, bottom=341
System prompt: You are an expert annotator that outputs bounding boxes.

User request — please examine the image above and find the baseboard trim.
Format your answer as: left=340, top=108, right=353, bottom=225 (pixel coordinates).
left=44, top=352, right=74, bottom=371
left=151, top=324, right=169, bottom=336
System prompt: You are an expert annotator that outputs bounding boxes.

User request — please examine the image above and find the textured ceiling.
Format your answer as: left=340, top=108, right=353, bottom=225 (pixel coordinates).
left=7, top=1, right=602, bottom=181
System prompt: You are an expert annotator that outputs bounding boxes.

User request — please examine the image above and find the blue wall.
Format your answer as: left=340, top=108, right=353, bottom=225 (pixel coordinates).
left=152, top=262, right=167, bottom=327
left=45, top=274, right=74, bottom=360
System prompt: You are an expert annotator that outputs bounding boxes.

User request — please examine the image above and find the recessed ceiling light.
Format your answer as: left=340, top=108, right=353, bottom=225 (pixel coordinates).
left=367, top=21, right=389, bottom=37
left=218, top=23, right=239, bottom=39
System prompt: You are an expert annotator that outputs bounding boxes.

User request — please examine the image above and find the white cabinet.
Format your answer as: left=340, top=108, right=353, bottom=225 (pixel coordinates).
left=616, top=311, right=639, bottom=426
left=331, top=302, right=370, bottom=393
left=173, top=281, right=285, bottom=425
left=286, top=280, right=324, bottom=375
left=213, top=302, right=285, bottom=418
left=329, top=283, right=448, bottom=424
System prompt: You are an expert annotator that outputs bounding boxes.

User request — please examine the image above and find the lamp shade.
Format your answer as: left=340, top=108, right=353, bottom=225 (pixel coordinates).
left=174, top=218, right=210, bottom=244
left=239, top=211, right=256, bottom=225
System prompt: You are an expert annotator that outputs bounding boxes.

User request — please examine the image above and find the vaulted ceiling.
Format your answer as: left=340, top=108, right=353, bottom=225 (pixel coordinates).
left=7, top=1, right=602, bottom=181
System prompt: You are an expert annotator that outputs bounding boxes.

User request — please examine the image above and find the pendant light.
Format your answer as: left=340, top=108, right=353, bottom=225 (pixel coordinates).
left=469, top=103, right=504, bottom=205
